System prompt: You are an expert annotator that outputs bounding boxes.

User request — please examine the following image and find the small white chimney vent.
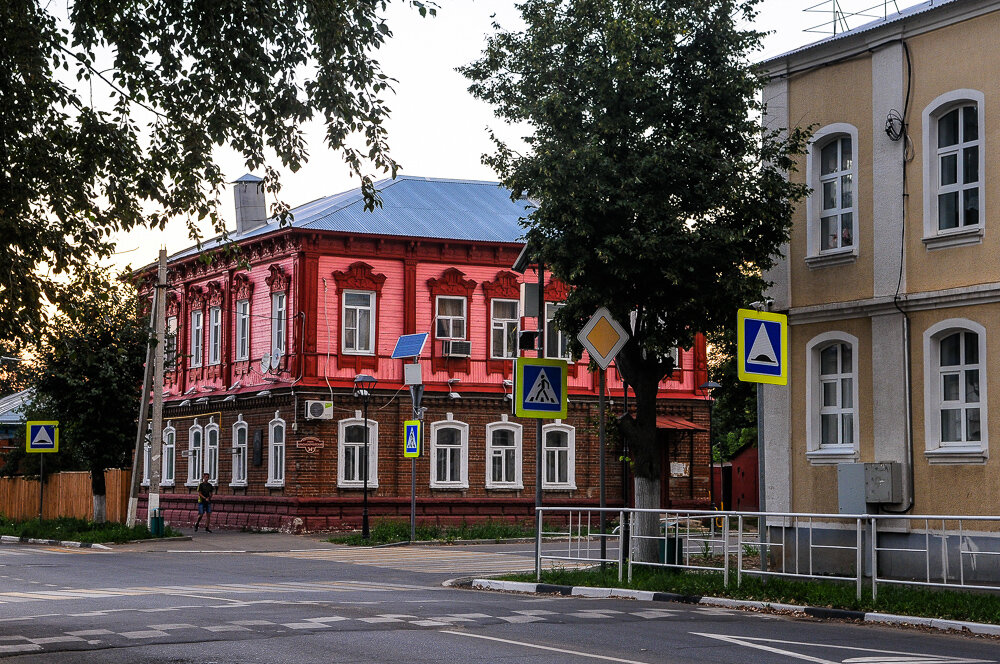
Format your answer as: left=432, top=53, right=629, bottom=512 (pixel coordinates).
left=233, top=173, right=267, bottom=234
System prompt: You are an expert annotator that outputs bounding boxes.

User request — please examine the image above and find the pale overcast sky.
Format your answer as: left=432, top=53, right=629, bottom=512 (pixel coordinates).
left=109, top=0, right=919, bottom=272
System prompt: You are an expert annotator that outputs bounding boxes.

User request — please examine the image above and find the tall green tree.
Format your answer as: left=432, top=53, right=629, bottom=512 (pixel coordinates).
left=462, top=0, right=808, bottom=558
left=12, top=268, right=148, bottom=522
left=1, top=0, right=434, bottom=347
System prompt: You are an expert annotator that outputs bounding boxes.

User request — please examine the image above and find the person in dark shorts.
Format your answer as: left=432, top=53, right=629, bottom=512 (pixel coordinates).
left=194, top=473, right=213, bottom=533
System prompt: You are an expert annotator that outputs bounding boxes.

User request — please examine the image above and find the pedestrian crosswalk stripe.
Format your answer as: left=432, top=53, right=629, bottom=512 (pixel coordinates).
left=257, top=547, right=590, bottom=574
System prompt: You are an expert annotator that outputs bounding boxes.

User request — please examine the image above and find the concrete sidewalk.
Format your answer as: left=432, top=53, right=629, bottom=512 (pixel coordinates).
left=113, top=528, right=338, bottom=553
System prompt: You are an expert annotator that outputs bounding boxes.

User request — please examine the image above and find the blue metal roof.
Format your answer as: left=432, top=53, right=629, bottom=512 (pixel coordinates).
left=171, top=176, right=531, bottom=261
left=0, top=389, right=32, bottom=425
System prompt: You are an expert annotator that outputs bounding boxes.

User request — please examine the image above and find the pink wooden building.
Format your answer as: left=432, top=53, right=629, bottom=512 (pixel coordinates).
left=138, top=176, right=712, bottom=531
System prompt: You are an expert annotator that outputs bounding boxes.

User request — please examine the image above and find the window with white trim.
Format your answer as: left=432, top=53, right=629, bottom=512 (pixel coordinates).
left=161, top=423, right=175, bottom=486
left=235, top=299, right=250, bottom=362
left=435, top=296, right=466, bottom=340
left=923, top=90, right=985, bottom=248
left=266, top=412, right=286, bottom=486
left=142, top=428, right=151, bottom=487
left=337, top=415, right=379, bottom=488
left=187, top=422, right=203, bottom=486
left=204, top=419, right=219, bottom=484
left=430, top=416, right=468, bottom=488
left=806, top=333, right=859, bottom=463
left=542, top=422, right=576, bottom=489
left=545, top=303, right=571, bottom=360
left=231, top=416, right=247, bottom=487
left=805, top=124, right=858, bottom=264
left=924, top=319, right=988, bottom=463
left=491, top=299, right=519, bottom=359
left=343, top=291, right=376, bottom=354
left=165, top=316, right=178, bottom=371
left=271, top=292, right=286, bottom=357
left=208, top=306, right=222, bottom=365
left=190, top=310, right=204, bottom=368
left=486, top=418, right=522, bottom=489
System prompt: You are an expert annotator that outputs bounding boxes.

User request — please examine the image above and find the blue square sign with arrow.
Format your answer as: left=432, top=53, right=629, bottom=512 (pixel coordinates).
left=515, top=358, right=568, bottom=419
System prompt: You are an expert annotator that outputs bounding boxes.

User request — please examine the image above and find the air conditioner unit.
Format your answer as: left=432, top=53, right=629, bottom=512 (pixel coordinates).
left=305, top=400, right=334, bottom=420
left=441, top=340, right=472, bottom=357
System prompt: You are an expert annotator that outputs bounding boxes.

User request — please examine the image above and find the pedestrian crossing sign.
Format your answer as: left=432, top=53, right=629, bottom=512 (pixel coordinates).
left=26, top=421, right=59, bottom=453
left=403, top=420, right=421, bottom=458
left=737, top=308, right=788, bottom=385
left=514, top=358, right=568, bottom=419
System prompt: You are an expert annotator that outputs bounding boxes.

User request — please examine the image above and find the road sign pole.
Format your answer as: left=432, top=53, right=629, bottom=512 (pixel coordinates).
left=535, top=262, right=545, bottom=580
left=38, top=454, right=44, bottom=521
left=599, top=369, right=607, bottom=567
left=409, top=381, right=424, bottom=543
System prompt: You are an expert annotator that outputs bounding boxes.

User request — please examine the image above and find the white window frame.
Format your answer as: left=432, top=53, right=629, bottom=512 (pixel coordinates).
left=161, top=423, right=175, bottom=487
left=429, top=415, right=469, bottom=489
left=204, top=418, right=219, bottom=484
left=542, top=421, right=576, bottom=489
left=231, top=415, right=248, bottom=487
left=235, top=299, right=250, bottom=362
left=266, top=411, right=286, bottom=487
left=186, top=421, right=203, bottom=486
left=342, top=290, right=376, bottom=355
left=190, top=309, right=204, bottom=368
left=435, top=295, right=467, bottom=341
left=271, top=292, right=287, bottom=357
left=491, top=298, right=520, bottom=360
left=165, top=315, right=178, bottom=371
left=208, top=306, right=222, bottom=365
left=545, top=302, right=572, bottom=360
left=337, top=414, right=379, bottom=488
left=142, top=430, right=151, bottom=487
left=485, top=417, right=523, bottom=489
left=923, top=319, right=988, bottom=464
left=805, top=123, right=859, bottom=266
left=922, top=90, right=986, bottom=249
left=805, top=332, right=860, bottom=464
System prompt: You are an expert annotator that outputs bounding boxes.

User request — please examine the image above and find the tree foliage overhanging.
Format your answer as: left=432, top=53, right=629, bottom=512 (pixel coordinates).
left=6, top=268, right=148, bottom=509
left=1, top=0, right=434, bottom=347
left=462, top=0, right=809, bottom=492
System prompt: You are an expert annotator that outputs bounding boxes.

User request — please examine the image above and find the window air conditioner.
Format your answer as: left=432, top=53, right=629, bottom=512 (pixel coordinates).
left=441, top=340, right=472, bottom=357
left=305, top=400, right=334, bottom=420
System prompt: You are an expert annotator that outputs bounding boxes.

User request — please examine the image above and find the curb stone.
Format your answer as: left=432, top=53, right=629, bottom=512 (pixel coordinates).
left=468, top=579, right=1000, bottom=636
left=1, top=535, right=111, bottom=550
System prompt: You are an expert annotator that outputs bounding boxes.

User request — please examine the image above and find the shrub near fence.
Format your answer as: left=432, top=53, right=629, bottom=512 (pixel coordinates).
left=0, top=469, right=131, bottom=522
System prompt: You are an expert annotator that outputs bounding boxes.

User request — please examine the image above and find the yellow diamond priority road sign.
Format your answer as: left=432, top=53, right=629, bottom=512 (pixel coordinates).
left=577, top=307, right=629, bottom=370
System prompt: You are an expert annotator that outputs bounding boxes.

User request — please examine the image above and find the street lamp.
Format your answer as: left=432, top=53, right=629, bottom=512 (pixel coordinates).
left=700, top=381, right=721, bottom=508
left=354, top=373, right=377, bottom=540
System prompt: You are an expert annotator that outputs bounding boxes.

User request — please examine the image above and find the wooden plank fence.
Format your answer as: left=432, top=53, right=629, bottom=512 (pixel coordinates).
left=0, top=469, right=131, bottom=522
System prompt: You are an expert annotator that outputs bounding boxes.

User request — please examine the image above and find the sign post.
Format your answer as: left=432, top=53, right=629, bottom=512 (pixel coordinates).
left=578, top=307, right=629, bottom=567
left=26, top=421, right=59, bottom=520
left=736, top=307, right=788, bottom=575
left=394, top=333, right=429, bottom=544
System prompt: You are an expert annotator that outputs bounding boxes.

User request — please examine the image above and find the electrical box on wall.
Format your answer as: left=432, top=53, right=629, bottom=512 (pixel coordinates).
left=865, top=462, right=902, bottom=504
left=837, top=463, right=867, bottom=514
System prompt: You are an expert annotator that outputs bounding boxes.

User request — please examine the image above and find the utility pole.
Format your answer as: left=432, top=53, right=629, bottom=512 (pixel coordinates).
left=534, top=260, right=545, bottom=578
left=126, top=250, right=165, bottom=527
left=148, top=250, right=168, bottom=524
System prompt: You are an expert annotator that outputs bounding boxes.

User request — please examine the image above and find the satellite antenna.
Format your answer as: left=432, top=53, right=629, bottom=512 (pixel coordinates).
left=271, top=349, right=281, bottom=371
left=260, top=353, right=271, bottom=374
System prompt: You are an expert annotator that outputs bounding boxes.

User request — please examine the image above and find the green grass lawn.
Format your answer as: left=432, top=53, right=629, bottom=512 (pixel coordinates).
left=327, top=519, right=536, bottom=546
left=502, top=566, right=1000, bottom=625
left=0, top=516, right=181, bottom=543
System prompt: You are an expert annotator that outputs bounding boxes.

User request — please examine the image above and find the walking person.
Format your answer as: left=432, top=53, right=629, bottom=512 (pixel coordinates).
left=194, top=473, right=214, bottom=533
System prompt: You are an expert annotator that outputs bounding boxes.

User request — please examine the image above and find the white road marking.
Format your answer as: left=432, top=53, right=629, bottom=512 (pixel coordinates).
left=440, top=630, right=653, bottom=663
left=202, top=625, right=250, bottom=632
left=692, top=633, right=994, bottom=664
left=282, top=622, right=331, bottom=630
left=119, top=630, right=169, bottom=639
left=0, top=644, right=42, bottom=653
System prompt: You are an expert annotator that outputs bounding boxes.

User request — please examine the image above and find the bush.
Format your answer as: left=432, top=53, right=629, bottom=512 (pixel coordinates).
left=0, top=515, right=180, bottom=543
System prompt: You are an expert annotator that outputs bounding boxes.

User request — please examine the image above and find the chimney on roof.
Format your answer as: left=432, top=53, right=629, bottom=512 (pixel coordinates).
left=233, top=173, right=267, bottom=234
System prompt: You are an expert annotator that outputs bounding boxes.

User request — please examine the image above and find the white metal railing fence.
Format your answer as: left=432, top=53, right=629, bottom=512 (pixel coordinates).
left=535, top=507, right=1000, bottom=599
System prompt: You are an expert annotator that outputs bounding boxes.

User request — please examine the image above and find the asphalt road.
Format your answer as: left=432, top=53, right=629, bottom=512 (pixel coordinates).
left=0, top=532, right=996, bottom=663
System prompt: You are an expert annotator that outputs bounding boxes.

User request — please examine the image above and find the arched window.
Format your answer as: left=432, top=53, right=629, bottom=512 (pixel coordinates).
left=231, top=415, right=248, bottom=487
left=542, top=422, right=576, bottom=489
left=924, top=319, right=988, bottom=463
left=922, top=90, right=985, bottom=248
left=204, top=419, right=219, bottom=484
left=187, top=422, right=203, bottom=486
left=161, top=423, right=176, bottom=486
left=266, top=412, right=286, bottom=487
left=430, top=416, right=469, bottom=489
left=338, top=414, right=379, bottom=488
left=806, top=124, right=858, bottom=265
left=486, top=418, right=522, bottom=489
left=806, top=332, right=859, bottom=464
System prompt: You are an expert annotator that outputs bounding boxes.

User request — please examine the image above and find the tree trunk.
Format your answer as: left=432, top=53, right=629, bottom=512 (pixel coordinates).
left=633, top=475, right=661, bottom=563
left=92, top=494, right=106, bottom=524
left=90, top=465, right=106, bottom=524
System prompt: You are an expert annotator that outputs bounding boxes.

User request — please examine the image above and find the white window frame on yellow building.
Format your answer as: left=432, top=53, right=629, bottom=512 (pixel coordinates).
left=805, top=332, right=860, bottom=465
left=805, top=123, right=859, bottom=268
